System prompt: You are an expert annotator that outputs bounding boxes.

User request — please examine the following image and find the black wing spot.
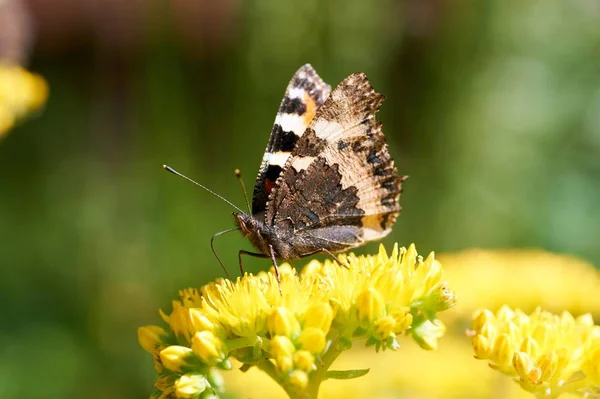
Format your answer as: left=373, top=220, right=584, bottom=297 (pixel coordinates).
left=367, top=150, right=383, bottom=164
left=338, top=140, right=349, bottom=150
left=280, top=97, right=307, bottom=115
left=271, top=124, right=299, bottom=152
left=381, top=197, right=396, bottom=208
left=374, top=166, right=388, bottom=176
left=381, top=177, right=397, bottom=191
left=380, top=213, right=394, bottom=229
left=266, top=164, right=283, bottom=181
left=352, top=140, right=365, bottom=153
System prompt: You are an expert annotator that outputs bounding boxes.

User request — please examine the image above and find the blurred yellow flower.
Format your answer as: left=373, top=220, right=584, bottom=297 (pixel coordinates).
left=138, top=244, right=456, bottom=398
left=0, top=63, right=48, bottom=138
left=469, top=306, right=600, bottom=397
left=439, top=249, right=600, bottom=326
left=226, top=334, right=583, bottom=399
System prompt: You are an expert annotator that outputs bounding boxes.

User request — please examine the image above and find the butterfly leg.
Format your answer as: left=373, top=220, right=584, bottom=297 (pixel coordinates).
left=320, top=248, right=350, bottom=269
left=238, top=250, right=268, bottom=276
left=268, top=244, right=282, bottom=294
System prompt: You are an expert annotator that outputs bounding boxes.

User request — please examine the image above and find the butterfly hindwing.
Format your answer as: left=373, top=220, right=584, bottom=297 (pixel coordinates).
left=251, top=64, right=331, bottom=219
left=264, top=73, right=405, bottom=251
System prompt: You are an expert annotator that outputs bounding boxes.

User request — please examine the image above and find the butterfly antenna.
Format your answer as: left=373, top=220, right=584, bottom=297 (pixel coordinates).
left=210, top=228, right=240, bottom=279
left=234, top=169, right=252, bottom=214
left=163, top=165, right=245, bottom=213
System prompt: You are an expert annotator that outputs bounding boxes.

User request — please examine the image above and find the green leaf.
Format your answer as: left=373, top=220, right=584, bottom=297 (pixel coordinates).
left=325, top=368, right=370, bottom=380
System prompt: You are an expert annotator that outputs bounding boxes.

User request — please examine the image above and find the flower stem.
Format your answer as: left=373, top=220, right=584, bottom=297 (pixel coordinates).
left=304, top=336, right=343, bottom=398
left=257, top=336, right=345, bottom=399
left=257, top=359, right=300, bottom=398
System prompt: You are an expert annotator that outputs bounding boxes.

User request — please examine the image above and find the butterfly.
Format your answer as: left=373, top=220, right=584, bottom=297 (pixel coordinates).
left=165, top=64, right=405, bottom=280
left=232, top=64, right=406, bottom=278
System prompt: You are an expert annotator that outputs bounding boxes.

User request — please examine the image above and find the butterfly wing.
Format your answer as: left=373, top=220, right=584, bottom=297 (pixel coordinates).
left=251, top=64, right=331, bottom=219
left=265, top=73, right=405, bottom=252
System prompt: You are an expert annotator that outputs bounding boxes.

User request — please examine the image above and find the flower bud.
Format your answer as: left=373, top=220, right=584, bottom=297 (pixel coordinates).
left=297, top=327, right=326, bottom=354
left=189, top=308, right=216, bottom=333
left=270, top=336, right=295, bottom=373
left=270, top=336, right=296, bottom=359
left=412, top=319, right=446, bottom=351
left=513, top=351, right=534, bottom=380
left=268, top=307, right=300, bottom=338
left=293, top=350, right=316, bottom=372
left=430, top=282, right=457, bottom=312
left=138, top=325, right=168, bottom=354
left=520, top=337, right=540, bottom=359
left=175, top=374, right=208, bottom=398
left=277, top=356, right=294, bottom=374
left=537, top=351, right=558, bottom=381
left=493, top=334, right=514, bottom=370
left=160, top=346, right=194, bottom=372
left=191, top=331, right=226, bottom=366
left=472, top=309, right=495, bottom=332
left=170, top=302, right=193, bottom=342
left=390, top=306, right=412, bottom=333
left=288, top=370, right=309, bottom=390
left=356, top=288, right=385, bottom=327
left=472, top=335, right=492, bottom=359
left=374, top=316, right=396, bottom=341
left=302, top=303, right=334, bottom=333
left=583, top=344, right=600, bottom=385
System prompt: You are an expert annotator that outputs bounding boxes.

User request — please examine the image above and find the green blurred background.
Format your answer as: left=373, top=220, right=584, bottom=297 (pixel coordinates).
left=1, top=0, right=599, bottom=398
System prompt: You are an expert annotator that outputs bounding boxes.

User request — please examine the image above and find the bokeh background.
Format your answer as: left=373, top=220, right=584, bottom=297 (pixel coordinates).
left=1, top=0, right=600, bottom=398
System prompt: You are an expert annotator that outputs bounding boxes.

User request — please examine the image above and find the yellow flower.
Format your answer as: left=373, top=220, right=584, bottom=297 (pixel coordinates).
left=439, top=249, right=600, bottom=326
left=169, top=302, right=195, bottom=343
left=160, top=346, right=195, bottom=373
left=289, top=370, right=309, bottom=390
left=139, top=244, right=455, bottom=399
left=293, top=350, right=316, bottom=372
left=0, top=63, right=48, bottom=138
left=138, top=325, right=169, bottom=354
left=297, top=327, right=327, bottom=354
left=225, top=334, right=560, bottom=399
left=174, top=374, right=208, bottom=398
left=191, top=331, right=226, bottom=366
left=356, top=288, right=386, bottom=328
left=301, top=302, right=334, bottom=332
left=469, top=306, right=600, bottom=397
left=189, top=308, right=217, bottom=334
left=269, top=307, right=301, bottom=338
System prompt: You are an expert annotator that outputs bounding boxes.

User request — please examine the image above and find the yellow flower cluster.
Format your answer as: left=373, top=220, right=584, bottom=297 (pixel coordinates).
left=138, top=244, right=456, bottom=399
left=224, top=335, right=543, bottom=399
left=0, top=63, right=48, bottom=137
left=439, top=249, right=600, bottom=325
left=223, top=249, right=598, bottom=399
left=470, top=306, right=600, bottom=398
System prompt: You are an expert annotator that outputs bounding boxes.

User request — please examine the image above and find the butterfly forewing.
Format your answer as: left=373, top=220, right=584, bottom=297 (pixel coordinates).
left=265, top=72, right=405, bottom=248
left=251, top=64, right=331, bottom=219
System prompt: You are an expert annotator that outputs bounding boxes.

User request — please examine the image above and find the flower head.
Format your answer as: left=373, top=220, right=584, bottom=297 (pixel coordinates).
left=440, top=249, right=600, bottom=326
left=139, top=244, right=455, bottom=398
left=469, top=306, right=600, bottom=397
left=0, top=63, right=48, bottom=138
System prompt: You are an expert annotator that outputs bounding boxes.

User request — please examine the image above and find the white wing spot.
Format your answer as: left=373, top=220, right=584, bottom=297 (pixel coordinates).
left=275, top=113, right=307, bottom=136
left=291, top=156, right=315, bottom=171
left=288, top=87, right=306, bottom=99
left=312, top=119, right=342, bottom=140
left=266, top=151, right=291, bottom=167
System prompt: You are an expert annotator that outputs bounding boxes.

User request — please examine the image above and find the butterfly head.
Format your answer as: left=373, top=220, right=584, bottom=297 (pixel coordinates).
left=233, top=212, right=259, bottom=237
left=234, top=212, right=274, bottom=257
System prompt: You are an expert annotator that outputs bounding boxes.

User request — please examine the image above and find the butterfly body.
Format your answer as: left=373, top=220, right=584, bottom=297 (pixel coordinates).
left=235, top=64, right=406, bottom=264
left=235, top=212, right=364, bottom=260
